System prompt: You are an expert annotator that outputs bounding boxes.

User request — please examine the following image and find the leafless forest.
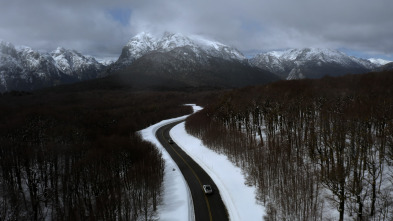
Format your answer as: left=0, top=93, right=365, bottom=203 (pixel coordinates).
left=0, top=89, right=192, bottom=220
left=186, top=71, right=393, bottom=221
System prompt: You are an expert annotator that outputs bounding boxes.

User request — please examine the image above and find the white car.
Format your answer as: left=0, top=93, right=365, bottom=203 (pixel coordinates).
left=203, top=185, right=213, bottom=194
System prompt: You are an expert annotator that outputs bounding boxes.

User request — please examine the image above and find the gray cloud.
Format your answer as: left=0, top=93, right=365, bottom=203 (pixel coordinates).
left=127, top=0, right=393, bottom=58
left=1, top=0, right=392, bottom=59
left=0, top=1, right=132, bottom=57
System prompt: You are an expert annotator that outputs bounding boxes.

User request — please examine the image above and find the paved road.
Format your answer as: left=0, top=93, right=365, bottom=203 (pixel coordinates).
left=156, top=121, right=229, bottom=221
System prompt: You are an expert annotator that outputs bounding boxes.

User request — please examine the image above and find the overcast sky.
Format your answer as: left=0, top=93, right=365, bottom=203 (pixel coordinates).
left=1, top=0, right=392, bottom=60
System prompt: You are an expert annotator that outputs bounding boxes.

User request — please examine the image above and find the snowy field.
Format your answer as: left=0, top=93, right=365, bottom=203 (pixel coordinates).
left=139, top=104, right=266, bottom=221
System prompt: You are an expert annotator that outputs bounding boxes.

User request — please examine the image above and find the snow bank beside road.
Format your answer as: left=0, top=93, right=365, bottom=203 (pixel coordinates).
left=170, top=122, right=266, bottom=221
left=139, top=104, right=201, bottom=221
left=140, top=104, right=265, bottom=220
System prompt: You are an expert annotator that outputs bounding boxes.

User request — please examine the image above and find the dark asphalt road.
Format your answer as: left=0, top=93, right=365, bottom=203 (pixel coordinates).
left=156, top=121, right=229, bottom=221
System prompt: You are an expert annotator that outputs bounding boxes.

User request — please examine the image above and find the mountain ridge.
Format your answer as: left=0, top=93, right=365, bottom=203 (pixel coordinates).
left=250, top=48, right=380, bottom=79
left=111, top=32, right=245, bottom=72
left=1, top=34, right=392, bottom=92
left=112, top=44, right=279, bottom=89
left=0, top=40, right=105, bottom=92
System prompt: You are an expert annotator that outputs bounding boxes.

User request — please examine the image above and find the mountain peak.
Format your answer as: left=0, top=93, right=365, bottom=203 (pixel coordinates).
left=157, top=32, right=196, bottom=51
left=53, top=46, right=68, bottom=53
left=114, top=32, right=245, bottom=70
left=127, top=32, right=155, bottom=47
left=0, top=42, right=107, bottom=92
left=50, top=46, right=103, bottom=78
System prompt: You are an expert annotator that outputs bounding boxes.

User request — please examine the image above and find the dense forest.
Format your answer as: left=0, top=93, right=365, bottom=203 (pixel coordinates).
left=186, top=71, right=393, bottom=220
left=0, top=88, right=195, bottom=220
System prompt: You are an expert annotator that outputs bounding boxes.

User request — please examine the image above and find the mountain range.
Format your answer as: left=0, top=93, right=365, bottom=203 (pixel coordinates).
left=0, top=40, right=104, bottom=92
left=250, top=48, right=380, bottom=80
left=1, top=33, right=392, bottom=92
left=105, top=32, right=278, bottom=89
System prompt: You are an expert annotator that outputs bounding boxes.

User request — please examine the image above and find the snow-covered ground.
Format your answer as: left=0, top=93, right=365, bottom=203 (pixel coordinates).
left=170, top=122, right=266, bottom=220
left=139, top=111, right=195, bottom=221
left=139, top=104, right=266, bottom=221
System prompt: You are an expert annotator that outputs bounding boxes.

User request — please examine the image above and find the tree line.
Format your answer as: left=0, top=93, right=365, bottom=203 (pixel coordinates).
left=186, top=71, right=393, bottom=221
left=0, top=89, right=192, bottom=220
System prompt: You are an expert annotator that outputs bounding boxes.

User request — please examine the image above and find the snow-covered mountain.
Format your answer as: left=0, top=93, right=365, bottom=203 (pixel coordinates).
left=113, top=44, right=279, bottom=89
left=112, top=32, right=245, bottom=71
left=250, top=48, right=378, bottom=80
left=2, top=34, right=390, bottom=92
left=1, top=41, right=62, bottom=92
left=51, top=47, right=104, bottom=80
left=0, top=40, right=105, bottom=92
left=103, top=32, right=279, bottom=89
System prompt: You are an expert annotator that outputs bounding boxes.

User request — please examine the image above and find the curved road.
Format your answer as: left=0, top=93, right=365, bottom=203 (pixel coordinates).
left=156, top=121, right=229, bottom=221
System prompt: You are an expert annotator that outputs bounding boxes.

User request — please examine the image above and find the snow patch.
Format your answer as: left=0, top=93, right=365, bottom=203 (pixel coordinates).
left=368, top=58, right=392, bottom=66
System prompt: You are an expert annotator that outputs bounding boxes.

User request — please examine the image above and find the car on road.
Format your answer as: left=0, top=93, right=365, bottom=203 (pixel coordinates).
left=168, top=138, right=174, bottom=144
left=203, top=185, right=213, bottom=194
